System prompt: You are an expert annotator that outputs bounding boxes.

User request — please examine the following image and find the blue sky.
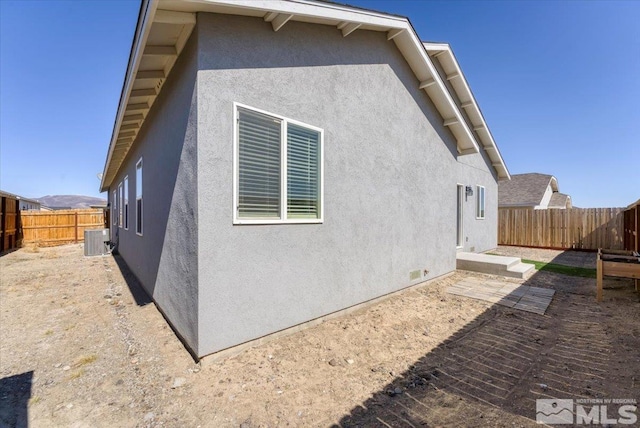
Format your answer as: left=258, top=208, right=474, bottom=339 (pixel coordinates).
left=1, top=1, right=638, bottom=207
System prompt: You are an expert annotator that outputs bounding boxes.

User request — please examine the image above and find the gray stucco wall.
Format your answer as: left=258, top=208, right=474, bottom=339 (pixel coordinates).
left=108, top=32, right=200, bottom=354
left=195, top=13, right=498, bottom=357
left=456, top=154, right=498, bottom=253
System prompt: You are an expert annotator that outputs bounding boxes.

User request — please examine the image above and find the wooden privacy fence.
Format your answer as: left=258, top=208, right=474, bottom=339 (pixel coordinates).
left=21, top=209, right=106, bottom=246
left=498, top=207, right=624, bottom=250
left=1, top=194, right=19, bottom=252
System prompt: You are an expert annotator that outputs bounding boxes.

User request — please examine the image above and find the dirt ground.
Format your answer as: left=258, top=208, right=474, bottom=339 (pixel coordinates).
left=1, top=244, right=638, bottom=427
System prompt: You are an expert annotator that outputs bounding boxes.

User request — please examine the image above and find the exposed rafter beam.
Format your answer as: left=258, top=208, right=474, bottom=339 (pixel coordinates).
left=137, top=70, right=165, bottom=80
left=126, top=103, right=149, bottom=112
left=130, top=88, right=157, bottom=98
left=460, top=101, right=473, bottom=108
left=446, top=72, right=460, bottom=80
left=459, top=148, right=478, bottom=155
left=432, top=50, right=447, bottom=58
left=117, top=136, right=133, bottom=144
left=419, top=78, right=436, bottom=89
left=340, top=22, right=361, bottom=37
left=473, top=124, right=485, bottom=132
left=119, top=131, right=136, bottom=138
left=443, top=118, right=459, bottom=127
left=154, top=10, right=195, bottom=25
left=265, top=12, right=293, bottom=32
left=120, top=124, right=139, bottom=131
left=123, top=113, right=144, bottom=122
left=143, top=45, right=177, bottom=56
left=387, top=28, right=404, bottom=40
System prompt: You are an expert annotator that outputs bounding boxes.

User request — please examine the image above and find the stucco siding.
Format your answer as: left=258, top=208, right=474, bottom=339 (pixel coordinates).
left=195, top=14, right=498, bottom=356
left=456, top=154, right=499, bottom=253
left=108, top=32, right=200, bottom=354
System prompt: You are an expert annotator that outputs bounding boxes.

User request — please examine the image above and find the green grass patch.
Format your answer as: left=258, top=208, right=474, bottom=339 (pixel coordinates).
left=521, top=259, right=596, bottom=278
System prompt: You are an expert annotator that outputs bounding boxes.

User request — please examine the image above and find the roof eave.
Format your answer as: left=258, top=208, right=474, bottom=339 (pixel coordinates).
left=101, top=0, right=502, bottom=190
left=422, top=42, right=510, bottom=180
left=100, top=0, right=157, bottom=192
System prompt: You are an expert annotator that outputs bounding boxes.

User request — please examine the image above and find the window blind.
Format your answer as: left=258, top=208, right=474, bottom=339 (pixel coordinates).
left=287, top=123, right=320, bottom=219
left=238, top=108, right=282, bottom=218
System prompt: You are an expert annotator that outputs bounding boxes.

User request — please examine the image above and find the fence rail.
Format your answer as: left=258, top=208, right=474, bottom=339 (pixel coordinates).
left=20, top=209, right=106, bottom=246
left=498, top=207, right=624, bottom=250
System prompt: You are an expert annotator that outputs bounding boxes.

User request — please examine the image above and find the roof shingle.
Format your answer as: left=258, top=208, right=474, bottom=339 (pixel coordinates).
left=498, top=173, right=553, bottom=207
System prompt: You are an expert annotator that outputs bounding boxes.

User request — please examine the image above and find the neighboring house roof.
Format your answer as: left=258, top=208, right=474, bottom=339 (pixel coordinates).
left=0, top=190, right=40, bottom=205
left=498, top=173, right=558, bottom=207
left=100, top=0, right=510, bottom=191
left=548, top=192, right=571, bottom=209
left=627, top=199, right=640, bottom=210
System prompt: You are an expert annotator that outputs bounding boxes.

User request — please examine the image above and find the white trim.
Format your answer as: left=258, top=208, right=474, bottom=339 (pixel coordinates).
left=280, top=113, right=287, bottom=220
left=118, top=182, right=124, bottom=228
left=402, top=26, right=479, bottom=155
left=423, top=42, right=510, bottom=179
left=136, top=158, right=144, bottom=236
left=124, top=175, right=129, bottom=230
left=154, top=9, right=196, bottom=25
left=456, top=183, right=464, bottom=248
left=233, top=102, right=324, bottom=225
left=476, top=185, right=486, bottom=220
left=112, top=190, right=117, bottom=225
left=100, top=0, right=157, bottom=192
left=101, top=0, right=506, bottom=189
left=164, top=0, right=408, bottom=28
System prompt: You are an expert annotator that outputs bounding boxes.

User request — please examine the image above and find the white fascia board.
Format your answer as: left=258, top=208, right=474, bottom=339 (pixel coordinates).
left=101, top=0, right=159, bottom=192
left=423, top=42, right=510, bottom=179
left=167, top=0, right=407, bottom=29
left=402, top=32, right=478, bottom=154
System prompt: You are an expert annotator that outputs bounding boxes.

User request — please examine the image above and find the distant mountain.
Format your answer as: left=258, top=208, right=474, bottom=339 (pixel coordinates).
left=37, top=195, right=107, bottom=209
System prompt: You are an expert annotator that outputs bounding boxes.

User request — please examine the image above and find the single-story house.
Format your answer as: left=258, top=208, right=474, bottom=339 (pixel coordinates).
left=99, top=0, right=510, bottom=359
left=18, top=198, right=41, bottom=211
left=499, top=173, right=572, bottom=209
left=0, top=190, right=41, bottom=211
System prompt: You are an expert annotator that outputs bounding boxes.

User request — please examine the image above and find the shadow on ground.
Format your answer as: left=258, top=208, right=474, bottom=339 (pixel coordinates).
left=336, top=252, right=640, bottom=427
left=111, top=254, right=153, bottom=307
left=0, top=371, right=33, bottom=428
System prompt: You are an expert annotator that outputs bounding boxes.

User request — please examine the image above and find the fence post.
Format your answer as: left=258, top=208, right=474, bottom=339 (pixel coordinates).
left=74, top=212, right=78, bottom=243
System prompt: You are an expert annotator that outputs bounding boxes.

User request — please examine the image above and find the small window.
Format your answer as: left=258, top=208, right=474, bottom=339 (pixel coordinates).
left=112, top=190, right=117, bottom=225
left=124, top=176, right=129, bottom=230
left=136, top=158, right=143, bottom=235
left=476, top=185, right=485, bottom=219
left=234, top=103, right=323, bottom=224
left=118, top=182, right=123, bottom=228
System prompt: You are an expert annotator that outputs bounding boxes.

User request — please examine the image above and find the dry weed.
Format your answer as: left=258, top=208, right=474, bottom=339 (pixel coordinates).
left=75, top=354, right=97, bottom=366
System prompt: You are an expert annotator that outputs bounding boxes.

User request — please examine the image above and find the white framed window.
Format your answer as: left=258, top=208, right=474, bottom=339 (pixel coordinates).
left=118, top=182, right=123, bottom=228
left=233, top=103, right=324, bottom=224
left=476, top=185, right=486, bottom=219
left=112, top=190, right=117, bottom=225
left=136, top=158, right=143, bottom=236
left=124, top=176, right=129, bottom=230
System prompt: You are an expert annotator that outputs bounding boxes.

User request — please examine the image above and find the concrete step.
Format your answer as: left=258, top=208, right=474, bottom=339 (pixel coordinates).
left=507, top=262, right=536, bottom=279
left=456, top=252, right=536, bottom=279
